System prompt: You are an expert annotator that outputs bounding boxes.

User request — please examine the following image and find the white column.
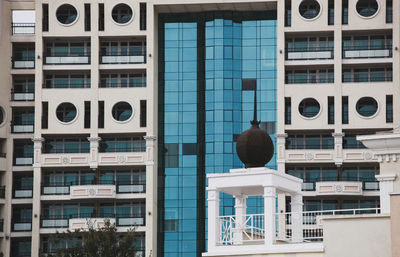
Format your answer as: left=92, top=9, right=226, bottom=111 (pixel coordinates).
left=207, top=189, right=219, bottom=251
left=332, top=133, right=344, bottom=166
left=143, top=135, right=156, bottom=257
left=376, top=174, right=397, bottom=214
left=290, top=194, right=303, bottom=243
left=233, top=195, right=247, bottom=245
left=31, top=137, right=44, bottom=257
left=87, top=137, right=101, bottom=169
left=264, top=187, right=276, bottom=246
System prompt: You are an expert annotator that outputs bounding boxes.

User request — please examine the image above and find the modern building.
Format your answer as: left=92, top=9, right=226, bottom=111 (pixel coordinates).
left=0, top=0, right=397, bottom=257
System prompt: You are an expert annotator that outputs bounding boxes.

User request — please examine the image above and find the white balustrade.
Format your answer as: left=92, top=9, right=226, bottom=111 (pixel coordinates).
left=217, top=214, right=265, bottom=245
left=275, top=207, right=381, bottom=242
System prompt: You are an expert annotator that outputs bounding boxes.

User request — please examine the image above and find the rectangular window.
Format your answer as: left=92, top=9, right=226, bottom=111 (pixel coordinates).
left=328, top=0, right=334, bottom=25
left=386, top=95, right=393, bottom=123
left=42, top=4, right=49, bottom=32
left=260, top=122, right=275, bottom=134
left=328, top=96, right=334, bottom=124
left=140, top=3, right=147, bottom=30
left=286, top=134, right=334, bottom=150
left=98, top=101, right=104, bottom=128
left=342, top=96, right=349, bottom=124
left=342, top=0, right=348, bottom=24
left=84, top=101, right=90, bottom=128
left=386, top=0, right=393, bottom=23
left=285, top=97, right=291, bottom=125
left=182, top=143, right=197, bottom=155
left=285, top=0, right=291, bottom=27
left=99, top=4, right=104, bottom=31
left=42, top=102, right=48, bottom=129
left=84, top=4, right=91, bottom=31
left=164, top=143, right=178, bottom=168
left=140, top=100, right=146, bottom=127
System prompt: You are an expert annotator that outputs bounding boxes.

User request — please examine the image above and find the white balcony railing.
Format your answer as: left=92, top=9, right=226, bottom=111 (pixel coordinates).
left=217, top=214, right=265, bottom=245
left=216, top=208, right=381, bottom=246
left=275, top=207, right=381, bottom=242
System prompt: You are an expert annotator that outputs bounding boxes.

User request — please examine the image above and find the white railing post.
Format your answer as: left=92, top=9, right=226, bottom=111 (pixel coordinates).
left=207, top=189, right=219, bottom=250
left=233, top=194, right=247, bottom=245
left=290, top=194, right=303, bottom=243
left=264, top=187, right=276, bottom=246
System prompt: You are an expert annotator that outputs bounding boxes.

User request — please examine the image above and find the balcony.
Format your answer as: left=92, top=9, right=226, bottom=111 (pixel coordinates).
left=13, top=186, right=33, bottom=198
left=286, top=47, right=334, bottom=61
left=42, top=181, right=145, bottom=197
left=41, top=213, right=145, bottom=229
left=11, top=89, right=34, bottom=101
left=12, top=23, right=35, bottom=35
left=214, top=207, right=380, bottom=249
left=0, top=155, right=6, bottom=170
left=44, top=53, right=91, bottom=65
left=14, top=155, right=33, bottom=166
left=0, top=186, right=5, bottom=199
left=12, top=219, right=32, bottom=232
left=301, top=174, right=379, bottom=192
left=12, top=56, right=34, bottom=69
left=41, top=153, right=89, bottom=167
left=343, top=46, right=392, bottom=59
left=100, top=50, right=146, bottom=64
left=11, top=121, right=34, bottom=133
left=99, top=82, right=146, bottom=88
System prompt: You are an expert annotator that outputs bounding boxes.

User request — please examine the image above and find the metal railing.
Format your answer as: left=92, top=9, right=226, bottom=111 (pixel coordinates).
left=12, top=56, right=35, bottom=69
left=99, top=82, right=146, bottom=88
left=41, top=213, right=146, bottom=228
left=12, top=218, right=32, bottom=231
left=11, top=121, right=34, bottom=133
left=44, top=52, right=91, bottom=65
left=100, top=50, right=147, bottom=64
left=12, top=23, right=35, bottom=35
left=286, top=47, right=334, bottom=60
left=285, top=77, right=334, bottom=84
left=0, top=186, right=5, bottom=198
left=11, top=89, right=35, bottom=101
left=342, top=45, right=392, bottom=58
left=276, top=208, right=381, bottom=242
left=43, top=83, right=90, bottom=89
left=13, top=155, right=33, bottom=166
left=13, top=185, right=33, bottom=198
left=217, top=214, right=264, bottom=245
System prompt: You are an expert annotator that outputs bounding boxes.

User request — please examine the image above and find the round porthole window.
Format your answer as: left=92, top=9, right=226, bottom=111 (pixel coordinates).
left=56, top=103, right=77, bottom=123
left=299, top=98, right=321, bottom=118
left=299, top=0, right=321, bottom=20
left=356, top=97, right=378, bottom=117
left=0, top=106, right=5, bottom=126
left=56, top=4, right=78, bottom=25
left=112, top=102, right=133, bottom=122
left=356, top=0, right=379, bottom=18
left=112, top=4, right=133, bottom=24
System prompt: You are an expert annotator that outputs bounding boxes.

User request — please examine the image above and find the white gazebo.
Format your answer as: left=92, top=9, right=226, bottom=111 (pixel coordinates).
left=204, top=167, right=323, bottom=256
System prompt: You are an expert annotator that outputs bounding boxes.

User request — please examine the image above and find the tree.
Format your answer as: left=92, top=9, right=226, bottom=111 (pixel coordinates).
left=43, top=219, right=139, bottom=257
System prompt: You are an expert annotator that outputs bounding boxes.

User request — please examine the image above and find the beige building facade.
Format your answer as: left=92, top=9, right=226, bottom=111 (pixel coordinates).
left=0, top=0, right=398, bottom=257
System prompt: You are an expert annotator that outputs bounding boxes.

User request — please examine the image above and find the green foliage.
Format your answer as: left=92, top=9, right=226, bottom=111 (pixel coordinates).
left=43, top=219, right=138, bottom=257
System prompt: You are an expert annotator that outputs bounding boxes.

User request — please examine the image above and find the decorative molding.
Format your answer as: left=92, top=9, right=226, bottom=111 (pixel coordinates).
left=375, top=174, right=397, bottom=182
left=87, top=137, right=101, bottom=142
left=143, top=136, right=157, bottom=141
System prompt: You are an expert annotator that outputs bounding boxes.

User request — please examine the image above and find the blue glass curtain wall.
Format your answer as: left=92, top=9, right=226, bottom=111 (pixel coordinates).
left=158, top=11, right=277, bottom=257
